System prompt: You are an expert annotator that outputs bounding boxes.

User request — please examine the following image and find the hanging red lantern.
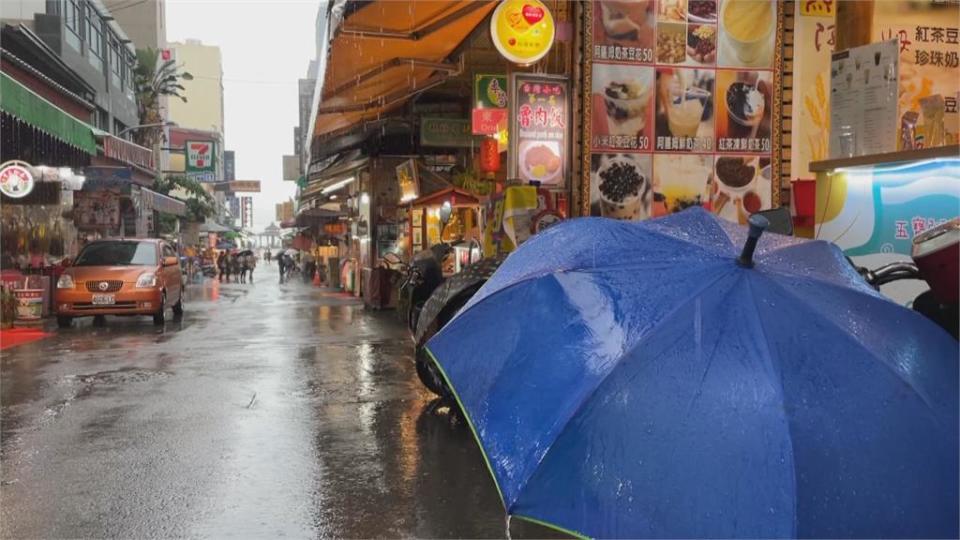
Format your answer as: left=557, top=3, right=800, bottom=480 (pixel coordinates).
left=479, top=137, right=500, bottom=174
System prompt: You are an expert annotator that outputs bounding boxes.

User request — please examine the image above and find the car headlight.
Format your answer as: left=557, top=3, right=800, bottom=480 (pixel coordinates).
left=57, top=274, right=75, bottom=289
left=135, top=273, right=157, bottom=288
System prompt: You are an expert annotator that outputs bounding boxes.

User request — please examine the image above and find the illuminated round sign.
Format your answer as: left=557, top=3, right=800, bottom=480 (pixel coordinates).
left=490, top=0, right=556, bottom=65
left=0, top=161, right=35, bottom=199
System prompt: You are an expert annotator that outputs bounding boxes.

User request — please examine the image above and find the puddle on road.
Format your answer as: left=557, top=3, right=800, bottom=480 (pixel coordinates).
left=71, top=367, right=173, bottom=386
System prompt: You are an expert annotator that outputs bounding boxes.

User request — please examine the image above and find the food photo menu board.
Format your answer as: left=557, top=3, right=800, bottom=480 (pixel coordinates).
left=586, top=0, right=780, bottom=225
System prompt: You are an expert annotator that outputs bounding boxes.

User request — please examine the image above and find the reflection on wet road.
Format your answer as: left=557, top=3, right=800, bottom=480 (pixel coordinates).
left=0, top=266, right=555, bottom=538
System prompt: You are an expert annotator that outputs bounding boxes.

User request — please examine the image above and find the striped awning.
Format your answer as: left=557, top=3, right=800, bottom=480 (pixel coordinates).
left=0, top=72, right=97, bottom=154
left=311, top=1, right=496, bottom=144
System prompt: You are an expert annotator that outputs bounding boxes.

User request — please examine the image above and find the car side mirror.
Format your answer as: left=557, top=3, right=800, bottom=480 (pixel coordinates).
left=163, top=256, right=179, bottom=267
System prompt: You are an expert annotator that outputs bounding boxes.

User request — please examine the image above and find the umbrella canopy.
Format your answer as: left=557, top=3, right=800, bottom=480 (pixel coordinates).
left=426, top=208, right=959, bottom=539
left=284, top=248, right=298, bottom=257
left=237, top=250, right=254, bottom=257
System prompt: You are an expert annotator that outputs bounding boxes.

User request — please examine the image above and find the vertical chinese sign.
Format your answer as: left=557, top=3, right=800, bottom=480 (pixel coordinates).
left=473, top=74, right=509, bottom=144
left=510, top=73, right=569, bottom=187
left=587, top=0, right=780, bottom=225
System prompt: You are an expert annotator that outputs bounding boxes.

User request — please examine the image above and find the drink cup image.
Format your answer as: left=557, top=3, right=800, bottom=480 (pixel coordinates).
left=725, top=81, right=765, bottom=138
left=668, top=95, right=705, bottom=137
left=601, top=0, right=651, bottom=40
left=596, top=156, right=652, bottom=220
left=604, top=79, right=651, bottom=135
left=721, top=0, right=773, bottom=65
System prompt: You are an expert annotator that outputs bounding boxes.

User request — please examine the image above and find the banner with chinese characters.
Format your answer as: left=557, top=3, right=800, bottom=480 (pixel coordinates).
left=510, top=73, right=568, bottom=187
left=586, top=0, right=780, bottom=225
left=871, top=1, right=960, bottom=145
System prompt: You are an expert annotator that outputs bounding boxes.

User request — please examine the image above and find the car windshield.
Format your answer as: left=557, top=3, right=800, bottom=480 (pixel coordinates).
left=74, top=242, right=158, bottom=267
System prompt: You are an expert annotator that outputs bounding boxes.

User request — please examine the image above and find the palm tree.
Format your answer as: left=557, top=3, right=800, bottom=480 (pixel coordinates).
left=133, top=48, right=192, bottom=148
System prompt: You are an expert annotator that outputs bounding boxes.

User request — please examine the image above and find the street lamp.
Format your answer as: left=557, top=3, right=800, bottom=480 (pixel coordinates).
left=117, top=121, right=177, bottom=137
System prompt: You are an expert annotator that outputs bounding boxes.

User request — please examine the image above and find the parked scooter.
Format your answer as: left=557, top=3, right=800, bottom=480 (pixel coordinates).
left=854, top=218, right=959, bottom=339
left=390, top=243, right=451, bottom=335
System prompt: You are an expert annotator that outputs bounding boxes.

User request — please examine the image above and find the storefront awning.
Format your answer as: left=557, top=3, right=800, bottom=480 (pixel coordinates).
left=97, top=131, right=156, bottom=171
left=0, top=72, right=97, bottom=155
left=140, top=187, right=186, bottom=217
left=199, top=221, right=232, bottom=233
left=311, top=1, right=496, bottom=145
left=409, top=187, right=481, bottom=208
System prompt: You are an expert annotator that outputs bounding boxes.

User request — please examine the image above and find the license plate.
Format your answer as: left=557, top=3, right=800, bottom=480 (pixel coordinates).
left=91, top=294, right=115, bottom=305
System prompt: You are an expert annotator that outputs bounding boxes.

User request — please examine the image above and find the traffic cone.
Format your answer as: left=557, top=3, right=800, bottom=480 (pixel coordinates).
left=312, top=268, right=321, bottom=287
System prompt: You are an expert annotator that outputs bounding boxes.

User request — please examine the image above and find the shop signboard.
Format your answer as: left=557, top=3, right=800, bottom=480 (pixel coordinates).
left=586, top=0, right=780, bottom=224
left=185, top=140, right=216, bottom=173
left=0, top=161, right=35, bottom=198
left=224, top=150, right=236, bottom=181
left=473, top=74, right=509, bottom=135
left=241, top=196, right=253, bottom=229
left=214, top=180, right=261, bottom=193
left=490, top=0, right=555, bottom=65
left=14, top=289, right=43, bottom=321
left=509, top=73, right=568, bottom=187
left=228, top=195, right=240, bottom=219
left=396, top=159, right=420, bottom=203
left=420, top=117, right=477, bottom=148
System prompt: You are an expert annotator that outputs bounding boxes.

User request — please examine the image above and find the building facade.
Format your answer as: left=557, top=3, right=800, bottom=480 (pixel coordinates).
left=2, top=0, right=140, bottom=136
left=102, top=0, right=166, bottom=51
left=167, top=39, right=224, bottom=136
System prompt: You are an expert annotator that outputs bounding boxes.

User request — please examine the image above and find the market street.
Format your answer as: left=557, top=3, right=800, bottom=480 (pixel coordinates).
left=0, top=265, right=552, bottom=539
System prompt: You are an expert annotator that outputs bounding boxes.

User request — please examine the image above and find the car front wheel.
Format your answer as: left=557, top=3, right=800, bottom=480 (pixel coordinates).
left=153, top=292, right=166, bottom=326
left=56, top=315, right=73, bottom=328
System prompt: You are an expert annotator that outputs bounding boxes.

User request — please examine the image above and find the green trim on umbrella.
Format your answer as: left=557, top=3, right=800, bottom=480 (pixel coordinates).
left=424, top=347, right=591, bottom=540
left=424, top=346, right=505, bottom=506
left=513, top=514, right=589, bottom=540
left=0, top=72, right=97, bottom=155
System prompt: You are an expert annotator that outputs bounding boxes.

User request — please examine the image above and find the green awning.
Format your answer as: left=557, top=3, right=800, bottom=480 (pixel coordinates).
left=1, top=72, right=97, bottom=155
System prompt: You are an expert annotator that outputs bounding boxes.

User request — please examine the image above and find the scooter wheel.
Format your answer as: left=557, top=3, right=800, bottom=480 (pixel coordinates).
left=415, top=349, right=447, bottom=396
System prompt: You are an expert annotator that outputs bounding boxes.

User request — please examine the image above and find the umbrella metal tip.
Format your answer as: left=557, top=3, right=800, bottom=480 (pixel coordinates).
left=738, top=214, right=770, bottom=268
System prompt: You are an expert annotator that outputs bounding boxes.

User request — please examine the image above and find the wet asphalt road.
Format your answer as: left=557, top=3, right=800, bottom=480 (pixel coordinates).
left=0, top=264, right=556, bottom=539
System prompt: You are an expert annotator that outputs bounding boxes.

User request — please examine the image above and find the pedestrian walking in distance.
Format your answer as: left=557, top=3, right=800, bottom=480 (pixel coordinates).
left=217, top=252, right=227, bottom=283
left=245, top=253, right=256, bottom=283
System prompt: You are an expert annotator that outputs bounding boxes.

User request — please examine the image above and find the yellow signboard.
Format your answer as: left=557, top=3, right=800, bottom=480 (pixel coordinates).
left=490, top=0, right=555, bottom=65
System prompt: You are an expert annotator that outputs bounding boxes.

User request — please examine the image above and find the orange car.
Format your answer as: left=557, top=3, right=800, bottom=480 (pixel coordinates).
left=55, top=239, right=184, bottom=328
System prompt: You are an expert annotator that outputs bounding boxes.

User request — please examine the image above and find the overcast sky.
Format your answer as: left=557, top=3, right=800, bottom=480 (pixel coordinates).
left=166, top=0, right=317, bottom=230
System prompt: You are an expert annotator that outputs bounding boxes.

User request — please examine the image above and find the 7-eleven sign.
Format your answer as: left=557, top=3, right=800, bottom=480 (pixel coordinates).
left=185, top=140, right=216, bottom=173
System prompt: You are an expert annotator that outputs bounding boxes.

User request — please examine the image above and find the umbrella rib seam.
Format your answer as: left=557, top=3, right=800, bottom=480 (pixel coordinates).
left=744, top=275, right=800, bottom=536
left=759, top=275, right=944, bottom=425
left=506, top=264, right=738, bottom=514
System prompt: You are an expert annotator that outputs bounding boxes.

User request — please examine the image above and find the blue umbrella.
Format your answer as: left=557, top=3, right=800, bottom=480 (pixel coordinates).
left=426, top=207, right=958, bottom=539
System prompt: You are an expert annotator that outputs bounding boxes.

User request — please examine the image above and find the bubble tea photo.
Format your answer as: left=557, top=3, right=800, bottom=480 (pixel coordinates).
left=591, top=154, right=652, bottom=220
left=726, top=81, right=764, bottom=138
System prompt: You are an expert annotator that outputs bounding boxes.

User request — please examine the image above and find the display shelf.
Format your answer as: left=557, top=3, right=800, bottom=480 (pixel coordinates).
left=809, top=145, right=960, bottom=172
